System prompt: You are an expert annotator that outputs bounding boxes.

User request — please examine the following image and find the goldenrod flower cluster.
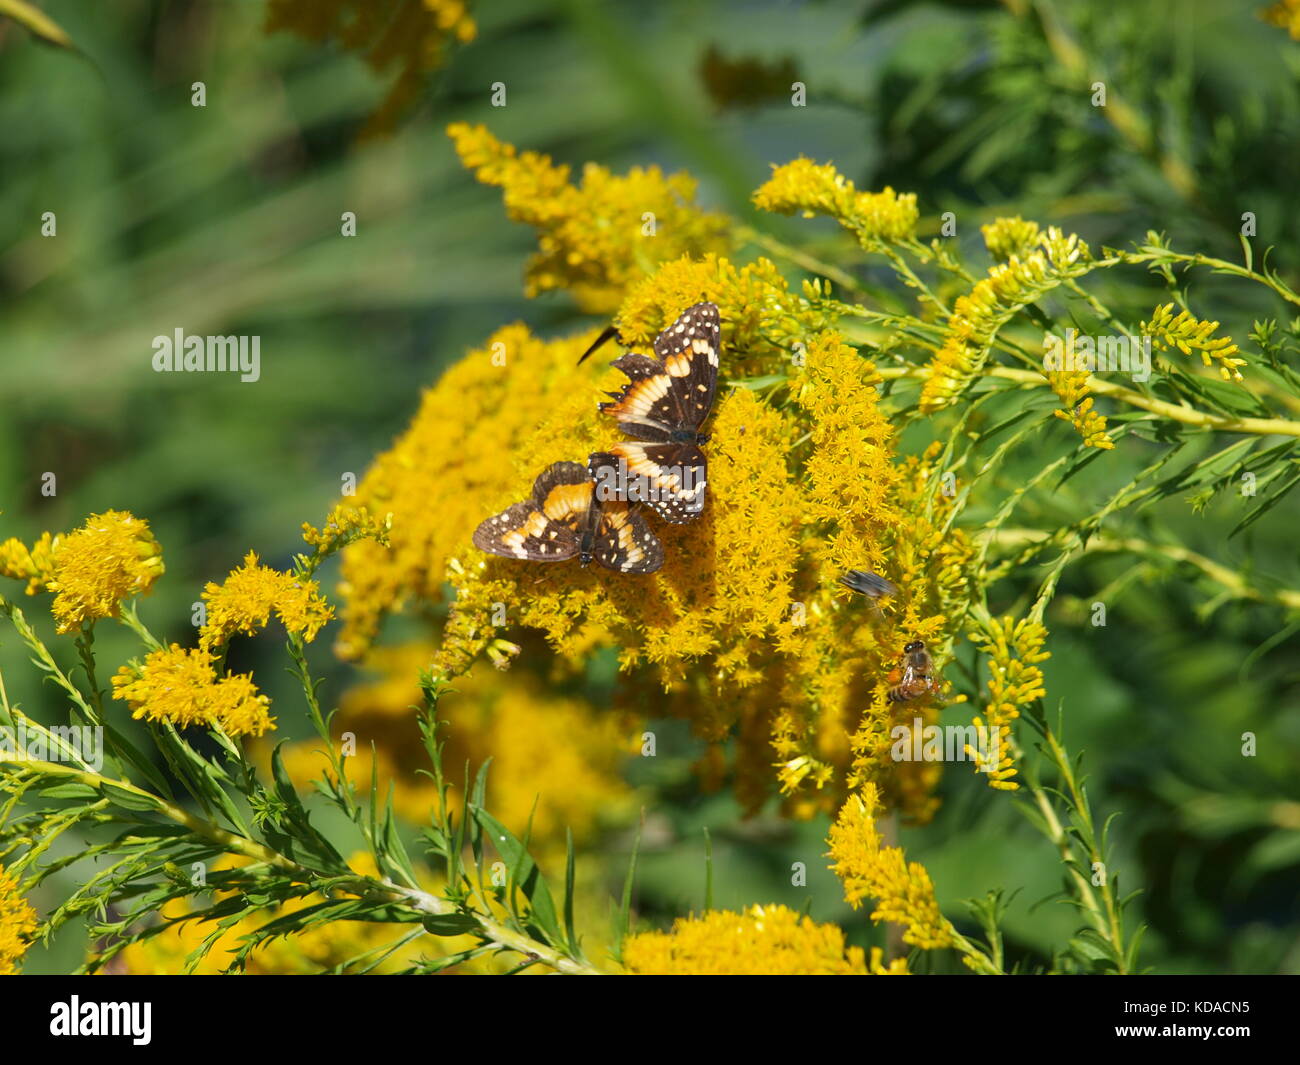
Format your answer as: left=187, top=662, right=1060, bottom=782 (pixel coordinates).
left=265, top=0, right=476, bottom=136
left=622, top=903, right=909, bottom=975
left=968, top=615, right=1050, bottom=790
left=981, top=215, right=1043, bottom=261
left=0, top=531, right=58, bottom=595
left=37, top=511, right=164, bottom=633
left=328, top=128, right=1017, bottom=823
left=753, top=158, right=918, bottom=244
left=301, top=503, right=391, bottom=558
left=1047, top=367, right=1115, bottom=449
left=921, top=227, right=1092, bottom=412
left=112, top=644, right=274, bottom=737
left=1141, top=303, right=1246, bottom=382
left=199, top=551, right=333, bottom=652
left=2, top=511, right=163, bottom=631
left=826, top=783, right=953, bottom=950
left=448, top=122, right=731, bottom=312
left=0, top=864, right=38, bottom=976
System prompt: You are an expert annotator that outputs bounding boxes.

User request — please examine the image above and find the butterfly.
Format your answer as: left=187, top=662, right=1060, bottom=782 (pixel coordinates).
left=472, top=461, right=664, bottom=574
left=589, top=301, right=720, bottom=524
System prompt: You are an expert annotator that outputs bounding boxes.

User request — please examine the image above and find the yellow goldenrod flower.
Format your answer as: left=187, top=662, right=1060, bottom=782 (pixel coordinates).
left=199, top=551, right=332, bottom=652
left=981, top=215, right=1041, bottom=261
left=1261, top=0, right=1300, bottom=39
left=614, top=252, right=800, bottom=377
left=967, top=615, right=1050, bottom=790
left=622, top=903, right=908, bottom=975
left=827, top=783, right=954, bottom=949
left=448, top=123, right=731, bottom=312
left=754, top=157, right=918, bottom=244
left=301, top=503, right=391, bottom=557
left=334, top=322, right=614, bottom=661
left=1046, top=369, right=1115, bottom=449
left=330, top=253, right=956, bottom=819
left=0, top=531, right=59, bottom=595
left=111, top=644, right=274, bottom=737
left=46, top=511, right=164, bottom=633
left=793, top=331, right=899, bottom=571
left=1141, top=303, right=1246, bottom=382
left=0, top=864, right=39, bottom=976
left=921, top=228, right=1093, bottom=412
left=265, top=0, right=476, bottom=136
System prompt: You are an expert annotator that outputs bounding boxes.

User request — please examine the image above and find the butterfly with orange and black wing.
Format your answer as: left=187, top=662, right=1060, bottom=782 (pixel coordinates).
left=589, top=302, right=720, bottom=524
left=472, top=461, right=663, bottom=574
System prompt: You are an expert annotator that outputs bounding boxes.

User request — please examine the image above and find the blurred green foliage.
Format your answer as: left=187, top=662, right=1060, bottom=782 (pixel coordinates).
left=2, top=0, right=1297, bottom=974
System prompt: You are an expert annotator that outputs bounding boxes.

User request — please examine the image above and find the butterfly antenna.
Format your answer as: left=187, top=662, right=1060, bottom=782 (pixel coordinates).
left=577, top=324, right=622, bottom=365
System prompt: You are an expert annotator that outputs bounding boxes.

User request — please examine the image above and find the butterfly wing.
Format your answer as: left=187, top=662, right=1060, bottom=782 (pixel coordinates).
left=598, top=354, right=684, bottom=440
left=591, top=499, right=664, bottom=574
left=598, top=442, right=707, bottom=524
left=472, top=502, right=580, bottom=562
left=599, top=303, right=721, bottom=439
left=470, top=462, right=593, bottom=562
left=651, top=301, right=720, bottom=432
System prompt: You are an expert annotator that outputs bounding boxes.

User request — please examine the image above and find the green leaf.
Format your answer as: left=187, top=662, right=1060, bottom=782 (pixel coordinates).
left=36, top=782, right=100, bottom=800
left=470, top=806, right=563, bottom=948
left=0, top=0, right=74, bottom=49
left=612, top=816, right=643, bottom=962
left=563, top=826, right=579, bottom=957
left=1230, top=468, right=1300, bottom=538
left=99, top=780, right=163, bottom=812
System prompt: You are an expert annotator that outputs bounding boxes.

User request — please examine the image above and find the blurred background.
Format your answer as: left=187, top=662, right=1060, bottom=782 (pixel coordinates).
left=2, top=0, right=1298, bottom=974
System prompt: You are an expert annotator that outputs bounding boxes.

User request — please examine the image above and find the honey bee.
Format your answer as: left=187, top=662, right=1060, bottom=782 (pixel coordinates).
left=887, top=640, right=937, bottom=703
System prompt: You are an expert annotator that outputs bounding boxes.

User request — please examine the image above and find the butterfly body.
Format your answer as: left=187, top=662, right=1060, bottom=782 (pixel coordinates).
left=472, top=461, right=663, bottom=574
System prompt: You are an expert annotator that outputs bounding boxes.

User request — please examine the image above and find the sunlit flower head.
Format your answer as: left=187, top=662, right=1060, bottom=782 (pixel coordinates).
left=301, top=503, right=391, bottom=558
left=1141, top=303, right=1246, bottom=382
left=0, top=864, right=39, bottom=976
left=754, top=158, right=918, bottom=244
left=921, top=227, right=1093, bottom=413
left=1047, top=369, right=1115, bottom=450
left=199, top=551, right=332, bottom=652
left=111, top=644, right=274, bottom=738
left=827, top=783, right=953, bottom=950
left=46, top=511, right=164, bottom=633
left=622, top=903, right=908, bottom=974
left=448, top=123, right=731, bottom=312
left=968, top=615, right=1050, bottom=790
left=332, top=249, right=962, bottom=818
left=0, top=531, right=59, bottom=595
left=981, top=215, right=1041, bottom=261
